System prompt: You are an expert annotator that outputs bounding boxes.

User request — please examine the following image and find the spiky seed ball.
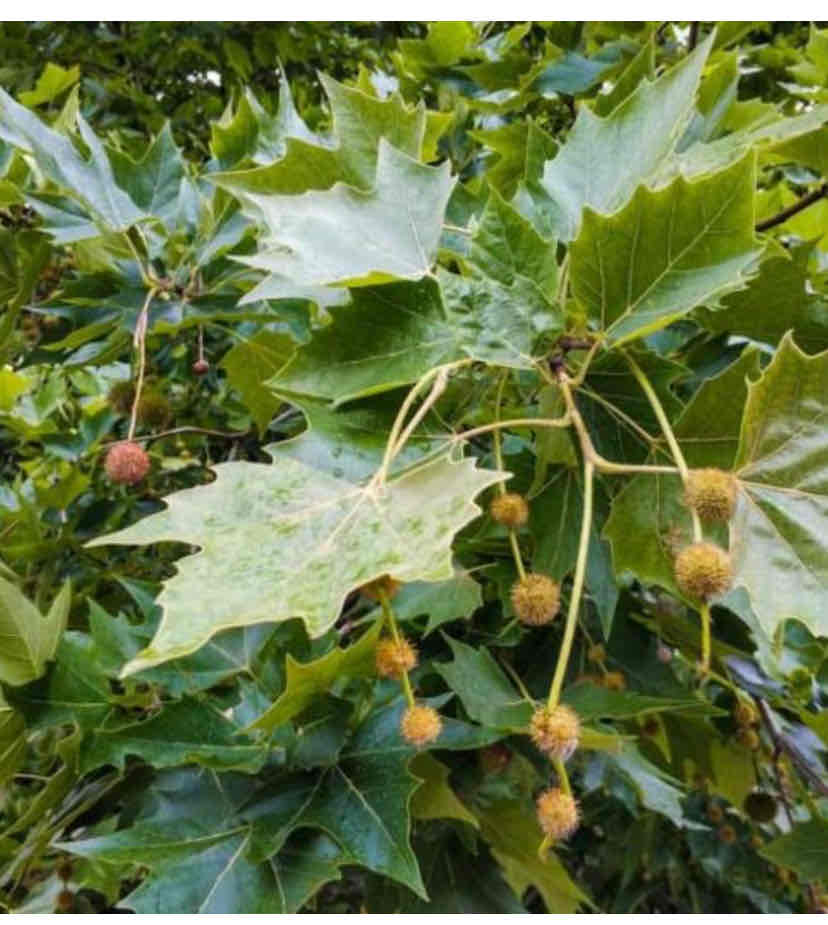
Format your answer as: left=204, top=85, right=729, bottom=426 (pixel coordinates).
left=105, top=442, right=150, bottom=485
left=603, top=671, right=627, bottom=692
left=685, top=468, right=738, bottom=523
left=674, top=542, right=732, bottom=600
left=743, top=791, right=777, bottom=823
left=375, top=637, right=418, bottom=679
left=536, top=788, right=579, bottom=840
left=707, top=803, right=724, bottom=824
left=587, top=643, right=606, bottom=664
left=360, top=575, right=401, bottom=601
left=56, top=890, right=74, bottom=912
left=511, top=573, right=560, bottom=626
left=490, top=492, right=530, bottom=528
left=56, top=859, right=73, bottom=882
left=107, top=380, right=135, bottom=414
left=530, top=704, right=580, bottom=760
left=401, top=704, right=442, bottom=747
left=738, top=727, right=760, bottom=750
left=734, top=700, right=758, bottom=728
left=192, top=358, right=210, bottom=375
left=718, top=824, right=737, bottom=845
left=137, top=391, right=172, bottom=428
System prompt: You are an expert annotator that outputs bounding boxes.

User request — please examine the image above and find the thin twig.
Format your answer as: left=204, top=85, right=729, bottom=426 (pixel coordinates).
left=127, top=288, right=157, bottom=441
left=100, top=425, right=251, bottom=449
left=688, top=22, right=700, bottom=51
left=756, top=182, right=828, bottom=233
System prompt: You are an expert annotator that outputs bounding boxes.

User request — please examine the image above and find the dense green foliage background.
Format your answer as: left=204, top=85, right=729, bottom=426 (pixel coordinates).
left=0, top=20, right=827, bottom=914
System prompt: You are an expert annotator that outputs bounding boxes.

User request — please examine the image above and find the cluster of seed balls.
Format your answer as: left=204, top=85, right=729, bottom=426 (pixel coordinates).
left=674, top=468, right=739, bottom=600
left=492, top=491, right=582, bottom=841
left=367, top=578, right=445, bottom=749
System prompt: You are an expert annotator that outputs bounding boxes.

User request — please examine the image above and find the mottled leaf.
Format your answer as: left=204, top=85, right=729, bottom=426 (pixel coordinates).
left=89, top=453, right=503, bottom=674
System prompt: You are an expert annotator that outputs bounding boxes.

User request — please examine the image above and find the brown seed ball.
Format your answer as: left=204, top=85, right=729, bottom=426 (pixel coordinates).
left=56, top=859, right=73, bottom=881
left=530, top=704, right=580, bottom=760
left=136, top=391, right=172, bottom=428
left=361, top=575, right=401, bottom=602
left=587, top=643, right=606, bottom=664
left=743, top=791, right=777, bottom=823
left=192, top=358, right=210, bottom=375
left=656, top=641, right=673, bottom=664
left=107, top=380, right=136, bottom=414
left=718, top=824, right=737, bottom=845
left=737, top=727, right=761, bottom=750
left=674, top=542, right=732, bottom=600
left=490, top=492, right=529, bottom=528
left=479, top=743, right=512, bottom=774
left=707, top=803, right=724, bottom=824
left=734, top=700, right=758, bottom=728
left=56, top=890, right=74, bottom=912
left=685, top=468, right=738, bottom=522
left=511, top=573, right=560, bottom=626
left=603, top=671, right=627, bottom=692
left=105, top=442, right=150, bottom=485
left=536, top=787, right=579, bottom=840
left=401, top=704, right=442, bottom=748
left=641, top=717, right=660, bottom=737
left=375, top=637, right=418, bottom=679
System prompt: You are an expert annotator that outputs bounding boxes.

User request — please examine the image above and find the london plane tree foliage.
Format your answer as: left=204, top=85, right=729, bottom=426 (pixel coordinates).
left=0, top=20, right=827, bottom=914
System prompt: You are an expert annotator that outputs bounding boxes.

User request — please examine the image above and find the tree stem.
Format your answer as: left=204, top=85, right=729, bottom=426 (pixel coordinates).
left=755, top=182, right=827, bottom=233
left=623, top=350, right=701, bottom=542
left=378, top=588, right=415, bottom=707
left=127, top=288, right=157, bottom=441
left=548, top=459, right=594, bottom=709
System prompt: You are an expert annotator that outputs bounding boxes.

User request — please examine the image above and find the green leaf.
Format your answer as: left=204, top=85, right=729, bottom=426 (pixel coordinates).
left=88, top=453, right=503, bottom=674
left=9, top=631, right=112, bottom=731
left=731, top=334, right=828, bottom=641
left=80, top=698, right=266, bottom=773
left=562, top=682, right=718, bottom=721
left=295, top=695, right=496, bottom=897
left=395, top=835, right=525, bottom=912
left=249, top=621, right=381, bottom=732
left=410, top=752, right=478, bottom=828
left=265, top=279, right=460, bottom=405
left=697, top=244, right=828, bottom=352
left=531, top=468, right=618, bottom=635
left=475, top=801, right=589, bottom=912
left=592, top=39, right=655, bottom=117
left=437, top=190, right=562, bottom=367
left=434, top=636, right=531, bottom=730
left=0, top=706, right=26, bottom=788
left=609, top=745, right=689, bottom=828
left=0, top=575, right=69, bottom=685
left=535, top=33, right=712, bottom=240
left=0, top=89, right=144, bottom=232
left=389, top=572, right=483, bottom=636
left=271, top=392, right=447, bottom=483
left=571, top=153, right=762, bottom=345
left=233, top=140, right=453, bottom=299
left=18, top=63, right=80, bottom=107
left=109, top=123, right=188, bottom=228
left=221, top=329, right=293, bottom=434
left=604, top=348, right=762, bottom=595
left=88, top=602, right=275, bottom=697
left=760, top=818, right=828, bottom=881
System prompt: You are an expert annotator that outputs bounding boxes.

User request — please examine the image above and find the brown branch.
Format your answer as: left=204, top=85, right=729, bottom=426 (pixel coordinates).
left=99, top=426, right=252, bottom=450
left=756, top=182, right=828, bottom=233
left=688, top=22, right=700, bottom=51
